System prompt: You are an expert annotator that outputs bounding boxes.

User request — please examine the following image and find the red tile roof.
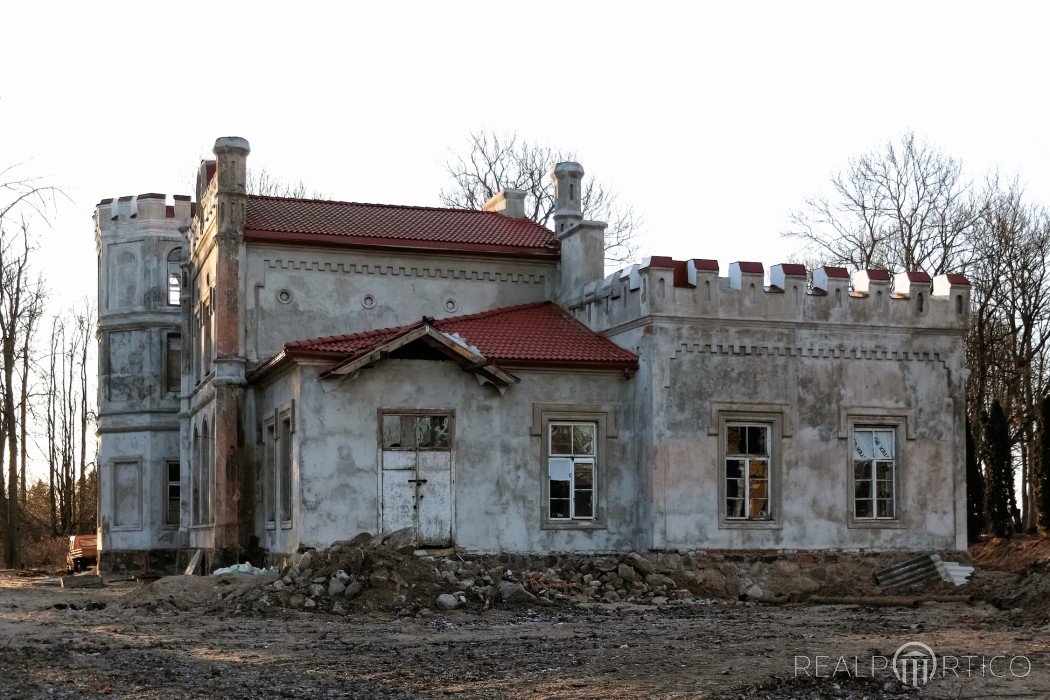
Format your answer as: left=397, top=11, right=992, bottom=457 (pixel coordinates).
left=692, top=259, right=719, bottom=272
left=906, top=271, right=933, bottom=283
left=865, top=269, right=891, bottom=281
left=944, top=273, right=970, bottom=286
left=734, top=261, right=764, bottom=274
left=284, top=302, right=638, bottom=372
left=777, top=263, right=807, bottom=276
left=820, top=266, right=850, bottom=279
left=244, top=195, right=559, bottom=259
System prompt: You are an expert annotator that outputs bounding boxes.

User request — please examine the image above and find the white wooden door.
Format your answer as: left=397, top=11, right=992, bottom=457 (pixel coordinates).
left=380, top=413, right=453, bottom=547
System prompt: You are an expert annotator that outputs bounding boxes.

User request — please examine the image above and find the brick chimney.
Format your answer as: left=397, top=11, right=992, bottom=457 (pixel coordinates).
left=482, top=188, right=527, bottom=218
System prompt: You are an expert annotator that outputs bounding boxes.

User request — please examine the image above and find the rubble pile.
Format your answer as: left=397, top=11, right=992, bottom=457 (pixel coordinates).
left=215, top=532, right=964, bottom=616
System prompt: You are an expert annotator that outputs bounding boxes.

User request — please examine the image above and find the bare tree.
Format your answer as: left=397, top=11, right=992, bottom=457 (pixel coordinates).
left=246, top=167, right=326, bottom=199
left=440, top=130, right=643, bottom=267
left=786, top=132, right=978, bottom=275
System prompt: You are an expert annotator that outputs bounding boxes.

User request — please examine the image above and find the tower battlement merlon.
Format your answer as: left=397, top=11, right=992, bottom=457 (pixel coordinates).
left=95, top=193, right=195, bottom=231
left=565, top=257, right=971, bottom=333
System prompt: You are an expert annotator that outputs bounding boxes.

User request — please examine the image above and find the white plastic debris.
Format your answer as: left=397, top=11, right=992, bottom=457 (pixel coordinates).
left=212, top=562, right=270, bottom=576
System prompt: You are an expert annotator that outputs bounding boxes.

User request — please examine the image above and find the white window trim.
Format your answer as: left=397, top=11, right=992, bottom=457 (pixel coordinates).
left=723, top=423, right=772, bottom=523
left=548, top=421, right=597, bottom=522
left=533, top=405, right=612, bottom=531
left=717, top=410, right=783, bottom=530
left=847, top=419, right=906, bottom=529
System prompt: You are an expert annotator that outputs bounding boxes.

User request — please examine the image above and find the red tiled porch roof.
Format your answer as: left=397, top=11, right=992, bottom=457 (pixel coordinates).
left=283, top=302, right=638, bottom=372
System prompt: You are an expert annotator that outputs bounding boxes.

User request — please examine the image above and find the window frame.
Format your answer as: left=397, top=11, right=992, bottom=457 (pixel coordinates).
left=164, top=459, right=181, bottom=528
left=162, top=331, right=182, bottom=397
left=847, top=419, right=905, bottom=529
left=717, top=411, right=783, bottom=530
left=262, top=416, right=277, bottom=530
left=547, top=421, right=598, bottom=521
left=277, top=401, right=295, bottom=529
left=379, top=410, right=453, bottom=452
left=166, top=247, right=182, bottom=307
left=533, top=405, right=613, bottom=531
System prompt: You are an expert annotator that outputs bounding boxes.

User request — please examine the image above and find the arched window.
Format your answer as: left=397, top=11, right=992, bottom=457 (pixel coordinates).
left=167, top=248, right=182, bottom=306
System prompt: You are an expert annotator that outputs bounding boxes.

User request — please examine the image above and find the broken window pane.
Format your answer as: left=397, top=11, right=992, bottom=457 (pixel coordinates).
left=746, top=426, right=768, bottom=456
left=550, top=480, right=570, bottom=500
left=749, top=478, right=768, bottom=501
left=726, top=459, right=743, bottom=480
left=574, top=463, right=593, bottom=488
left=726, top=498, right=745, bottom=518
left=382, top=415, right=403, bottom=449
left=574, top=491, right=594, bottom=518
left=854, top=460, right=871, bottom=480
left=550, top=498, right=570, bottom=519
left=856, top=500, right=873, bottom=518
left=572, top=424, right=595, bottom=456
left=855, top=480, right=872, bottom=499
left=726, top=426, right=743, bottom=454
left=167, top=461, right=180, bottom=482
left=876, top=498, right=894, bottom=518
left=416, top=415, right=450, bottom=450
left=550, top=425, right=572, bottom=455
left=749, top=460, right=768, bottom=480
left=749, top=497, right=768, bottom=519
left=726, top=476, right=743, bottom=498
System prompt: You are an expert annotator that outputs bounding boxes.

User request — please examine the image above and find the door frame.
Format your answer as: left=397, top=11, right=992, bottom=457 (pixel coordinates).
left=376, top=407, right=456, bottom=546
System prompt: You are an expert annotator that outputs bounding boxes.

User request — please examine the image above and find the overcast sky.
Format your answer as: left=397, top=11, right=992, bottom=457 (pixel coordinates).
left=3, top=1, right=1049, bottom=477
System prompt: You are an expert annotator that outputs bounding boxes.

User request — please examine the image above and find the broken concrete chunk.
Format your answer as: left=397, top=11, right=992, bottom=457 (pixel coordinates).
left=498, top=581, right=537, bottom=604
left=335, top=570, right=350, bottom=583
left=344, top=581, right=363, bottom=599
left=328, top=578, right=346, bottom=597
left=380, top=528, right=417, bottom=554
left=435, top=593, right=460, bottom=610
left=307, top=583, right=324, bottom=597
left=626, top=552, right=656, bottom=575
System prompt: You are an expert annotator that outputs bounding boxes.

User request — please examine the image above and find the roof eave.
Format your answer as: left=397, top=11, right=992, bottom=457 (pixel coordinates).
left=244, top=229, right=560, bottom=261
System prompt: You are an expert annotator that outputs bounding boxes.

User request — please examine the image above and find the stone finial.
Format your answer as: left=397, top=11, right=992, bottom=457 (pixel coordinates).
left=213, top=136, right=251, bottom=156
left=482, top=189, right=527, bottom=218
left=551, top=161, right=584, bottom=234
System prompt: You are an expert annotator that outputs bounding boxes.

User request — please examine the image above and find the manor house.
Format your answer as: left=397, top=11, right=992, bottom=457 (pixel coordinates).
left=94, top=137, right=970, bottom=568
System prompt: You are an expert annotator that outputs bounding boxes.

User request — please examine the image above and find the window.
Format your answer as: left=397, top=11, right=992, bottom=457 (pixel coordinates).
left=200, top=420, right=211, bottom=524
left=716, top=409, right=783, bottom=529
left=278, top=413, right=293, bottom=525
left=165, top=333, right=181, bottom=395
left=165, top=461, right=180, bottom=527
left=725, top=424, right=772, bottom=520
left=191, top=428, right=201, bottom=525
left=381, top=413, right=451, bottom=450
left=547, top=421, right=596, bottom=520
left=852, top=427, right=897, bottom=520
left=263, top=421, right=276, bottom=527
left=167, top=248, right=182, bottom=306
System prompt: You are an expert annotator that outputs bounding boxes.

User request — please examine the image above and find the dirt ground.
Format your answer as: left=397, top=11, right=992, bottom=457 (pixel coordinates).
left=0, top=571, right=1047, bottom=699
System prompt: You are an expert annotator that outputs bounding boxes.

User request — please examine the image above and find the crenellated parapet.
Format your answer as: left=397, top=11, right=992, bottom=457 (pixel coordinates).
left=565, top=257, right=971, bottom=334
left=95, top=193, right=194, bottom=248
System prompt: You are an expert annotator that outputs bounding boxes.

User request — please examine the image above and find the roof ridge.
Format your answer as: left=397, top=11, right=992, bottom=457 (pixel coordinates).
left=285, top=322, right=416, bottom=349
left=434, top=301, right=551, bottom=327
left=247, top=193, right=549, bottom=224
